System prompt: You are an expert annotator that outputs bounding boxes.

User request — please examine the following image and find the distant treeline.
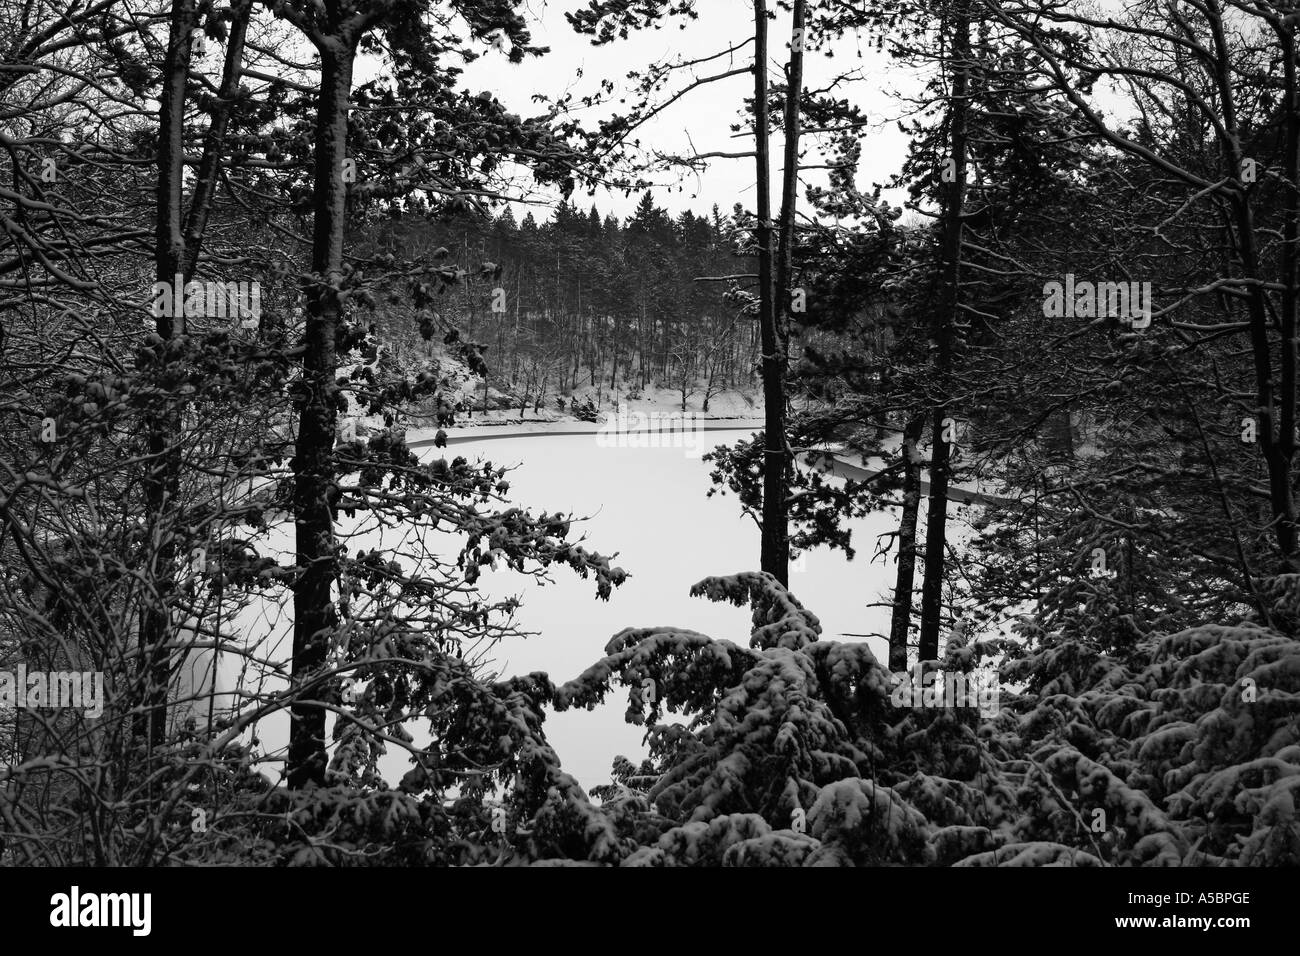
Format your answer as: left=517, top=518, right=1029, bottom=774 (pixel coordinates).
left=364, top=193, right=763, bottom=411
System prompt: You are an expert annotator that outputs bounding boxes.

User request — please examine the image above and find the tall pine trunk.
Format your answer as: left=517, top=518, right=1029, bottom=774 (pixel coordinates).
left=139, top=0, right=198, bottom=751
left=1280, top=23, right=1300, bottom=570
left=288, top=41, right=355, bottom=789
left=768, top=0, right=806, bottom=588
left=918, top=0, right=970, bottom=660
left=888, top=414, right=925, bottom=671
left=774, top=0, right=805, bottom=340
left=754, top=0, right=789, bottom=585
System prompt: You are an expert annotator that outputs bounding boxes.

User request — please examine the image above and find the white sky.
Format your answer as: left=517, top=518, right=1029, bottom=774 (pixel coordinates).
left=447, top=0, right=924, bottom=221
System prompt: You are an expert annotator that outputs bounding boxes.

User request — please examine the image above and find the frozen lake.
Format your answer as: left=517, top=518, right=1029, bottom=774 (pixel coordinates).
left=201, top=425, right=979, bottom=791
left=409, top=426, right=983, bottom=788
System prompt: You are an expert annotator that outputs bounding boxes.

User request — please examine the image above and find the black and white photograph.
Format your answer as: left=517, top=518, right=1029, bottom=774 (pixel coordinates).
left=0, top=0, right=1295, bottom=924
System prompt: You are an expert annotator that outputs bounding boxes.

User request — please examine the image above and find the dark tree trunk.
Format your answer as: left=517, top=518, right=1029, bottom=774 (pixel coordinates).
left=888, top=414, right=925, bottom=672
left=181, top=0, right=252, bottom=277
left=138, top=0, right=198, bottom=751
left=918, top=0, right=970, bottom=661
left=1280, top=25, right=1300, bottom=568
left=774, top=0, right=805, bottom=356
left=288, top=41, right=355, bottom=789
left=754, top=0, right=789, bottom=586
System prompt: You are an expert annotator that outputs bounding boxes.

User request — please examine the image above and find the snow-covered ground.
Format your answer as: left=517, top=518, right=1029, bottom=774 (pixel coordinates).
left=192, top=422, right=985, bottom=792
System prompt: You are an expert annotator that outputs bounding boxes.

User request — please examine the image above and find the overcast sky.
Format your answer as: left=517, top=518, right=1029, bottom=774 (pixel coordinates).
left=445, top=0, right=926, bottom=222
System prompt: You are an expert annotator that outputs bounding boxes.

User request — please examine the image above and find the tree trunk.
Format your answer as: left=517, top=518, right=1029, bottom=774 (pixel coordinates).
left=775, top=0, right=805, bottom=361
left=181, top=0, right=253, bottom=277
left=138, top=0, right=198, bottom=750
left=754, top=0, right=789, bottom=586
left=876, top=363, right=891, bottom=441
left=288, top=40, right=355, bottom=789
left=888, top=414, right=925, bottom=672
left=1279, top=23, right=1300, bottom=569
left=918, top=0, right=970, bottom=661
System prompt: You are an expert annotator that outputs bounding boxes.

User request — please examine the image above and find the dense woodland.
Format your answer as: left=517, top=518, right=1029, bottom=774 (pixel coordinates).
left=1, top=0, right=1298, bottom=868
left=372, top=196, right=762, bottom=414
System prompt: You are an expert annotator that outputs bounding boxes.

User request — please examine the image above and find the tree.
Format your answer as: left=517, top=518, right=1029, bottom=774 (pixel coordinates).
left=567, top=0, right=819, bottom=584
left=989, top=0, right=1300, bottom=575
left=917, top=0, right=972, bottom=661
left=559, top=570, right=1300, bottom=866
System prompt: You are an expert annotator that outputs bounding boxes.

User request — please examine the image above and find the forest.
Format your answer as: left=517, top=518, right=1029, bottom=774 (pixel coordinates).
left=372, top=196, right=761, bottom=415
left=1, top=0, right=1298, bottom=871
